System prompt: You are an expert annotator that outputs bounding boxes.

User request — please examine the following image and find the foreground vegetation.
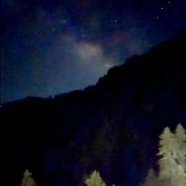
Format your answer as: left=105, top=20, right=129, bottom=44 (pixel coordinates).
left=20, top=123, right=186, bottom=186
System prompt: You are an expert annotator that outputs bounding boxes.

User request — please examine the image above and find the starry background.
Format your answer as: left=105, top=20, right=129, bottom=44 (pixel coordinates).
left=1, top=0, right=186, bottom=103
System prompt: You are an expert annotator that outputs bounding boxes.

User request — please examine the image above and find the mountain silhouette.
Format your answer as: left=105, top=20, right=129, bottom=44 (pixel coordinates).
left=1, top=29, right=186, bottom=186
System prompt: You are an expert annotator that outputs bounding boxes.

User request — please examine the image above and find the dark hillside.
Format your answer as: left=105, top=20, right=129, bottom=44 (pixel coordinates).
left=1, top=29, right=186, bottom=186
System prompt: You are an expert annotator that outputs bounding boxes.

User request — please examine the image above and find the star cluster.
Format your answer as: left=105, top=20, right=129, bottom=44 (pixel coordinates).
left=1, top=0, right=186, bottom=103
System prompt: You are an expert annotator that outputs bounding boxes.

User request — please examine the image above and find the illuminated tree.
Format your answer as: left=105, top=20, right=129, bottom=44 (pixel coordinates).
left=20, top=170, right=37, bottom=186
left=84, top=170, right=107, bottom=186
left=157, top=123, right=186, bottom=186
left=142, top=168, right=173, bottom=186
left=173, top=123, right=186, bottom=186
left=157, top=127, right=178, bottom=179
left=142, top=169, right=158, bottom=186
left=174, top=123, right=186, bottom=172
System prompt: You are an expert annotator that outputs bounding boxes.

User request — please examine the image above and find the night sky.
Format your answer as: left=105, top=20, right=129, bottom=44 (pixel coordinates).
left=1, top=0, right=186, bottom=103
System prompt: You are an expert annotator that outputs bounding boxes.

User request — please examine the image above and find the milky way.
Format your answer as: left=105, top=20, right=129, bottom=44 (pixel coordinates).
left=1, top=0, right=186, bottom=103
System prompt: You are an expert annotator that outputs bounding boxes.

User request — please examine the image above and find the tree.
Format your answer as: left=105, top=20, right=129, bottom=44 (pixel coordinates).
left=174, top=123, right=186, bottom=172
left=20, top=170, right=37, bottom=186
left=173, top=123, right=186, bottom=186
left=141, top=168, right=172, bottom=186
left=84, top=170, right=107, bottom=186
left=157, top=123, right=186, bottom=186
left=142, top=169, right=158, bottom=186
left=157, top=127, right=179, bottom=179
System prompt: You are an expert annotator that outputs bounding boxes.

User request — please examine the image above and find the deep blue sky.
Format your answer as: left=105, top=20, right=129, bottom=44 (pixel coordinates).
left=1, top=0, right=186, bottom=103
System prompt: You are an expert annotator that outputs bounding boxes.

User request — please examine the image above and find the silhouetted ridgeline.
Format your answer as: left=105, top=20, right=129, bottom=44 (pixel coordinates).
left=1, top=29, right=186, bottom=186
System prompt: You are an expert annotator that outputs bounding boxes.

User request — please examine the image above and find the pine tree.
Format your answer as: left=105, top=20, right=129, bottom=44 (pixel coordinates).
left=157, top=127, right=179, bottom=179
left=141, top=168, right=173, bottom=186
left=20, top=170, right=37, bottom=186
left=157, top=123, right=186, bottom=186
left=84, top=170, right=107, bottom=186
left=173, top=123, right=186, bottom=186
left=174, top=123, right=186, bottom=172
left=142, top=169, right=158, bottom=186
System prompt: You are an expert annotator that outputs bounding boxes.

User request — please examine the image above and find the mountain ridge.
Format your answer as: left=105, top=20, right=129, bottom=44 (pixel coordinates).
left=2, top=29, right=186, bottom=107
